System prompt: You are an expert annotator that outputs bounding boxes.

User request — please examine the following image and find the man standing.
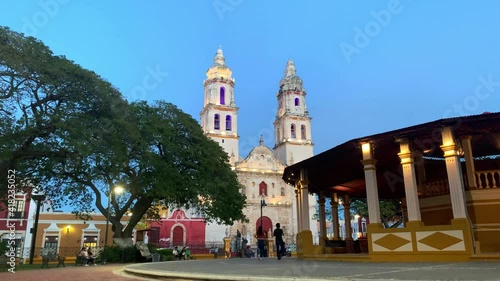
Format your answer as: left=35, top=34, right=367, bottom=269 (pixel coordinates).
left=273, top=223, right=285, bottom=260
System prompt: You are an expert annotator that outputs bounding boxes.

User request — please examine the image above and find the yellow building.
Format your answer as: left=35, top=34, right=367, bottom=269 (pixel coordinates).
left=25, top=211, right=132, bottom=263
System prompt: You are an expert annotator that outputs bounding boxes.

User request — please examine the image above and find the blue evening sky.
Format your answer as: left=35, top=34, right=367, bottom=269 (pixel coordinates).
left=1, top=0, right=500, bottom=157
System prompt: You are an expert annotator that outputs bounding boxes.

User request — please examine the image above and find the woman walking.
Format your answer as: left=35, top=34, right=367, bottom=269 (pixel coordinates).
left=255, top=226, right=267, bottom=260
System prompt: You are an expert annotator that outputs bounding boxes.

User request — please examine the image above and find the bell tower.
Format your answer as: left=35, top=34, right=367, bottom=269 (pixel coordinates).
left=273, top=59, right=317, bottom=242
left=200, top=47, right=239, bottom=166
left=273, top=59, right=314, bottom=165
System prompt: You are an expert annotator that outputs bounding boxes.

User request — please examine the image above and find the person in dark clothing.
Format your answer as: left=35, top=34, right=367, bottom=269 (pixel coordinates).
left=87, top=247, right=96, bottom=265
left=273, top=223, right=285, bottom=260
left=254, top=226, right=267, bottom=260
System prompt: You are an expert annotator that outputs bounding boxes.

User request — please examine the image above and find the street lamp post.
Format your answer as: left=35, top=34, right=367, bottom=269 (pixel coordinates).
left=259, top=195, right=267, bottom=258
left=260, top=195, right=267, bottom=229
left=29, top=192, right=46, bottom=265
left=102, top=186, right=123, bottom=264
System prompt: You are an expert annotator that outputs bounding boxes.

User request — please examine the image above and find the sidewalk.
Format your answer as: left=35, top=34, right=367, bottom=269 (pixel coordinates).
left=3, top=264, right=151, bottom=281
left=123, top=257, right=500, bottom=281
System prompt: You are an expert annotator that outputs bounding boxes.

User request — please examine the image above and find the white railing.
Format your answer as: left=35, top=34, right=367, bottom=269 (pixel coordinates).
left=475, top=170, right=500, bottom=189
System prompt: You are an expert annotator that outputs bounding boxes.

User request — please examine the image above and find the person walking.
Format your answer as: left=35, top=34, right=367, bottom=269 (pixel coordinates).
left=254, top=226, right=267, bottom=260
left=273, top=223, right=285, bottom=260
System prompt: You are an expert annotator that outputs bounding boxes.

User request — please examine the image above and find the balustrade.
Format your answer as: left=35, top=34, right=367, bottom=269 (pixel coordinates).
left=475, top=170, right=500, bottom=189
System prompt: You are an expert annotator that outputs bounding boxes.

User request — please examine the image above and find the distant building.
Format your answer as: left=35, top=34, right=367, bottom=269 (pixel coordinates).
left=200, top=48, right=318, bottom=244
left=22, top=199, right=132, bottom=260
left=149, top=209, right=206, bottom=246
left=0, top=191, right=31, bottom=258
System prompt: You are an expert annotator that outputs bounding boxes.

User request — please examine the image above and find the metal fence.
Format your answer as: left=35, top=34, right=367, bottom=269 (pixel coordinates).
left=152, top=241, right=224, bottom=255
left=19, top=246, right=105, bottom=260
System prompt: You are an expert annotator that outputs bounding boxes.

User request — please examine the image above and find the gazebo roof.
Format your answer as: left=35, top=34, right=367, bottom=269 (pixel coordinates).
left=283, top=112, right=500, bottom=199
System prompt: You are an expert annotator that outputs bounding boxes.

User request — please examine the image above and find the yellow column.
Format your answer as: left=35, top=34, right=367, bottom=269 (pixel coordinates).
left=343, top=195, right=352, bottom=240
left=300, top=169, right=310, bottom=231
left=295, top=187, right=302, bottom=233
left=461, top=136, right=477, bottom=189
left=330, top=193, right=341, bottom=240
left=318, top=194, right=327, bottom=253
left=440, top=127, right=467, bottom=219
left=360, top=142, right=381, bottom=225
left=223, top=237, right=231, bottom=258
left=398, top=139, right=422, bottom=223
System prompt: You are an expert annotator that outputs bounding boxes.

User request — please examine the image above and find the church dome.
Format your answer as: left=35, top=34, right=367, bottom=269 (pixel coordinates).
left=206, top=47, right=233, bottom=80
left=279, top=59, right=303, bottom=90
left=247, top=135, right=274, bottom=157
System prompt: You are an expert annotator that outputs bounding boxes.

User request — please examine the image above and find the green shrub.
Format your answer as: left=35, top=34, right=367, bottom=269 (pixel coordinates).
left=155, top=248, right=174, bottom=261
left=156, top=248, right=173, bottom=256
left=162, top=255, right=175, bottom=261
left=105, top=245, right=136, bottom=263
left=0, top=240, right=8, bottom=256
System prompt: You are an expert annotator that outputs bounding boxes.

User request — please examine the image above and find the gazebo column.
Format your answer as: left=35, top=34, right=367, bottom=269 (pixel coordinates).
left=440, top=127, right=468, bottom=220
left=461, top=136, right=477, bottom=189
left=318, top=194, right=327, bottom=253
left=330, top=193, right=341, bottom=240
left=299, top=169, right=310, bottom=231
left=295, top=168, right=313, bottom=256
left=397, top=139, right=423, bottom=228
left=343, top=195, right=354, bottom=253
left=414, top=151, right=427, bottom=196
left=295, top=187, right=302, bottom=233
left=360, top=142, right=382, bottom=227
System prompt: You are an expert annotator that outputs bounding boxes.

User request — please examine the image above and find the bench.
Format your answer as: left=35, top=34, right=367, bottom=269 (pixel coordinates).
left=209, top=247, right=227, bottom=259
left=0, top=255, right=8, bottom=272
left=75, top=255, right=89, bottom=266
left=42, top=255, right=65, bottom=268
left=136, top=242, right=153, bottom=262
left=40, top=248, right=65, bottom=268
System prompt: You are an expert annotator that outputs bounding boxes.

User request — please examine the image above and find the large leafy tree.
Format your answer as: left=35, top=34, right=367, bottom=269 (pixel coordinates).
left=0, top=27, right=246, bottom=245
left=40, top=100, right=246, bottom=245
left=0, top=26, right=126, bottom=196
left=350, top=198, right=403, bottom=228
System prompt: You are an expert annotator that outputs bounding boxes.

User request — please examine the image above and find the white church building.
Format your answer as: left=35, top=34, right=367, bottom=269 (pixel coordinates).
left=201, top=48, right=318, bottom=245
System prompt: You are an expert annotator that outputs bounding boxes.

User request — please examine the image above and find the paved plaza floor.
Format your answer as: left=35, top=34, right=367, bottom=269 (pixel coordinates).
left=124, top=257, right=500, bottom=281
left=2, top=258, right=500, bottom=281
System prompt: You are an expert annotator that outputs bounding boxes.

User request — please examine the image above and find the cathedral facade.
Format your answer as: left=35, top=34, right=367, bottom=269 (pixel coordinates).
left=201, top=48, right=318, bottom=245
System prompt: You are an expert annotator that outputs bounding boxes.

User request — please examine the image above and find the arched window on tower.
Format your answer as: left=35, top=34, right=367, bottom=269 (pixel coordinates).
left=220, top=87, right=225, bottom=105
left=225, top=115, right=232, bottom=131
left=276, top=128, right=280, bottom=144
left=280, top=187, right=285, bottom=196
left=301, top=125, right=306, bottom=139
left=291, top=124, right=296, bottom=139
left=214, top=114, right=220, bottom=130
left=259, top=182, right=268, bottom=196
left=294, top=97, right=300, bottom=106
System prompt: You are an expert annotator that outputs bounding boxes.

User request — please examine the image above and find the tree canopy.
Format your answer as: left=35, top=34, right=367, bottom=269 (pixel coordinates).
left=0, top=26, right=246, bottom=243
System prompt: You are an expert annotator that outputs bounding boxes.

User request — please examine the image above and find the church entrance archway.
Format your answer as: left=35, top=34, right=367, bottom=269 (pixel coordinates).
left=172, top=225, right=184, bottom=246
left=256, top=216, right=273, bottom=235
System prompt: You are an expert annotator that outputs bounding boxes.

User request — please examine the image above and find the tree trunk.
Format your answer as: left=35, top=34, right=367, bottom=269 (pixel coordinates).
left=109, top=216, right=135, bottom=248
left=113, top=237, right=134, bottom=248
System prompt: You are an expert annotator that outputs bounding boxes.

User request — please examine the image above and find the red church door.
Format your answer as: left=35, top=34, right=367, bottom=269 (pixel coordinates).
left=172, top=226, right=184, bottom=246
left=256, top=216, right=273, bottom=235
